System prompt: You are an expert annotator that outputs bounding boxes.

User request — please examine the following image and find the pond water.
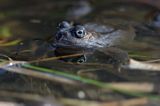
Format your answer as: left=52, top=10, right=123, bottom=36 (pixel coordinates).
left=0, top=0, right=160, bottom=105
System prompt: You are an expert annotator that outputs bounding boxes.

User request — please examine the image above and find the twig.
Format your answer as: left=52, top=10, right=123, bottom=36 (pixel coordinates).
left=5, top=64, right=78, bottom=86
left=145, top=59, right=160, bottom=63
left=0, top=90, right=60, bottom=106
left=29, top=53, right=90, bottom=63
left=60, top=98, right=149, bottom=106
left=124, top=58, right=160, bottom=71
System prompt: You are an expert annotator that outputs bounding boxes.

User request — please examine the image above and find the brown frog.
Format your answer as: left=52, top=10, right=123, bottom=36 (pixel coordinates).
left=51, top=21, right=135, bottom=65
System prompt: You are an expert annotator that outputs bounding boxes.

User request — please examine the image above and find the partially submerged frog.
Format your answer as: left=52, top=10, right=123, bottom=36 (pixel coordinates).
left=51, top=21, right=135, bottom=65
left=53, top=21, right=135, bottom=49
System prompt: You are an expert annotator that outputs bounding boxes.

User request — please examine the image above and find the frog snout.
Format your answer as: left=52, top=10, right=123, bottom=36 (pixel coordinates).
left=56, top=32, right=63, bottom=41
left=56, top=31, right=71, bottom=42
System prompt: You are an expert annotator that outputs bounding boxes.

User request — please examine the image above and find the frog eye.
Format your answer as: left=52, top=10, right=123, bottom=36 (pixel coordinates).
left=74, top=25, right=86, bottom=38
left=58, top=21, right=70, bottom=29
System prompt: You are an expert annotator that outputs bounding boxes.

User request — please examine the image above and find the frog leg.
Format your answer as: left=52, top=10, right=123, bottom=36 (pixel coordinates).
left=96, top=47, right=130, bottom=70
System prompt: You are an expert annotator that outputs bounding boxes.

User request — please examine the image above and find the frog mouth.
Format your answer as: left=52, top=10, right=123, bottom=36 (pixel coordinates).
left=55, top=43, right=75, bottom=48
left=51, top=41, right=83, bottom=49
left=52, top=41, right=105, bottom=50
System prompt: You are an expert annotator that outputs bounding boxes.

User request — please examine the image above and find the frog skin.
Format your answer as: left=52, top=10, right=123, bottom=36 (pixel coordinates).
left=52, top=21, right=135, bottom=64
left=53, top=21, right=135, bottom=50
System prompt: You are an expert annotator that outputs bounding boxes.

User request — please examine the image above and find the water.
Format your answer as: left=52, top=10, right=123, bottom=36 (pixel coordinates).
left=0, top=0, right=160, bottom=104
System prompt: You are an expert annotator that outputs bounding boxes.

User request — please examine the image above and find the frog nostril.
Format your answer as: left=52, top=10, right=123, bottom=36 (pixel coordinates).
left=56, top=33, right=63, bottom=41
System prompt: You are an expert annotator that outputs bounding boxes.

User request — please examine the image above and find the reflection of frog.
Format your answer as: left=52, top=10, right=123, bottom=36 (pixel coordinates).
left=52, top=21, right=135, bottom=65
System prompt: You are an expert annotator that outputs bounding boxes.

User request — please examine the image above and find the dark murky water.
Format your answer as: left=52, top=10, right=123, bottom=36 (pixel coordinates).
left=0, top=0, right=160, bottom=105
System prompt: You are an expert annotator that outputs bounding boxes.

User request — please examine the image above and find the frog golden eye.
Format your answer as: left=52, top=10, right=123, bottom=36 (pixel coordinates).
left=74, top=25, right=86, bottom=38
left=58, top=21, right=70, bottom=29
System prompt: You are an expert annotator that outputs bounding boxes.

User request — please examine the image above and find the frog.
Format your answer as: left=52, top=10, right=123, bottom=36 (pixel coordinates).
left=50, top=21, right=135, bottom=66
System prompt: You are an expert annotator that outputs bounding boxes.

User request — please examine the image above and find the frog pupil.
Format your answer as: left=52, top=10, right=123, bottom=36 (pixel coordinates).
left=78, top=30, right=83, bottom=34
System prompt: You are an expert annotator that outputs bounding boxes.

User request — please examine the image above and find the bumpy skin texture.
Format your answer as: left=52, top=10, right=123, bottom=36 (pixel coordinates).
left=54, top=21, right=135, bottom=50
left=53, top=21, right=135, bottom=64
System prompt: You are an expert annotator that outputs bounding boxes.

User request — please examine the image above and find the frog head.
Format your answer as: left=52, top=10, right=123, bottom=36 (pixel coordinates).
left=54, top=21, right=95, bottom=49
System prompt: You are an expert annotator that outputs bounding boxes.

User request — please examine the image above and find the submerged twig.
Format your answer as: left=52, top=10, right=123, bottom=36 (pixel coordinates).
left=0, top=101, right=22, bottom=106
left=0, top=61, right=78, bottom=86
left=106, top=83, right=155, bottom=93
left=0, top=90, right=60, bottom=106
left=29, top=52, right=91, bottom=63
left=0, top=39, right=21, bottom=47
left=60, top=98, right=149, bottom=106
left=124, top=59, right=160, bottom=71
left=145, top=59, right=160, bottom=63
